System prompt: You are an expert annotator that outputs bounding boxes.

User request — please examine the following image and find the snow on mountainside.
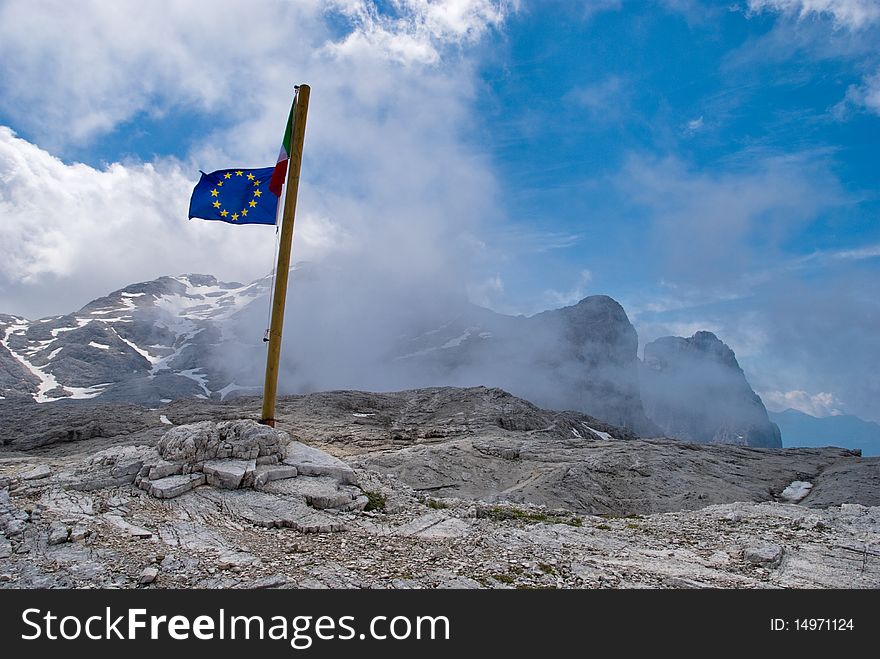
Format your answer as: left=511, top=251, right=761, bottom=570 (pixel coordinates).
left=0, top=274, right=269, bottom=404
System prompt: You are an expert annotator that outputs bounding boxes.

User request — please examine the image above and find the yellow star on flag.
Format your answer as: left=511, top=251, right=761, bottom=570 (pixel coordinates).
left=217, top=181, right=224, bottom=187
left=253, top=190, right=262, bottom=197
left=213, top=201, right=221, bottom=208
left=224, top=172, right=232, bottom=179
left=220, top=210, right=229, bottom=217
left=247, top=173, right=255, bottom=181
left=210, top=189, right=219, bottom=197
left=248, top=200, right=257, bottom=207
left=241, top=208, right=248, bottom=216
left=232, top=213, right=239, bottom=221
left=235, top=170, right=243, bottom=176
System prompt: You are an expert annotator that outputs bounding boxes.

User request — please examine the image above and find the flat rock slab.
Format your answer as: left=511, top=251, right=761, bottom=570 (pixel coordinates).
left=208, top=489, right=346, bottom=533
left=261, top=475, right=358, bottom=510
left=149, top=473, right=206, bottom=499
left=283, top=442, right=356, bottom=484
left=202, top=459, right=255, bottom=489
left=102, top=514, right=153, bottom=539
left=21, top=465, right=51, bottom=481
left=394, top=512, right=472, bottom=539
left=253, top=465, right=298, bottom=490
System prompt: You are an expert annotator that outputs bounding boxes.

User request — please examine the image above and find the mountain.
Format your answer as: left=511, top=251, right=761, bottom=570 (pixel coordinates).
left=770, top=409, right=880, bottom=457
left=640, top=331, right=781, bottom=448
left=0, top=274, right=270, bottom=405
left=0, top=274, right=660, bottom=434
left=391, top=295, right=659, bottom=434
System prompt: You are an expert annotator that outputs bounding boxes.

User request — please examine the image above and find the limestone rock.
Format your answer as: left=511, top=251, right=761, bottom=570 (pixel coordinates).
left=283, top=441, right=356, bottom=484
left=139, top=567, right=159, bottom=585
left=47, top=522, right=70, bottom=545
left=0, top=533, right=12, bottom=559
left=157, top=420, right=287, bottom=463
left=22, top=465, right=51, bottom=481
left=641, top=332, right=781, bottom=448
left=149, top=473, right=205, bottom=499
left=744, top=543, right=784, bottom=568
left=202, top=459, right=254, bottom=489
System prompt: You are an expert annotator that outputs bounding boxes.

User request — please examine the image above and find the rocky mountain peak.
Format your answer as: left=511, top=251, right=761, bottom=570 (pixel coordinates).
left=641, top=332, right=781, bottom=448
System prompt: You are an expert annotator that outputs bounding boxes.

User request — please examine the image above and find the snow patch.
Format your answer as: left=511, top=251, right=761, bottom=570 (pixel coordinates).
left=180, top=368, right=211, bottom=395
left=581, top=423, right=613, bottom=441
left=89, top=342, right=110, bottom=350
left=780, top=480, right=813, bottom=503
left=353, top=413, right=375, bottom=418
left=66, top=383, right=112, bottom=400
left=159, top=415, right=172, bottom=425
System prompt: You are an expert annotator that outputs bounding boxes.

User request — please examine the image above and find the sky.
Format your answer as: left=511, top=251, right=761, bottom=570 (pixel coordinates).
left=0, top=0, right=877, bottom=422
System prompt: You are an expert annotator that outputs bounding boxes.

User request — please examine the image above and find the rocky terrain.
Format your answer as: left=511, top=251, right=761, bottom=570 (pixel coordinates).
left=641, top=331, right=782, bottom=447
left=0, top=274, right=656, bottom=434
left=1, top=387, right=878, bottom=589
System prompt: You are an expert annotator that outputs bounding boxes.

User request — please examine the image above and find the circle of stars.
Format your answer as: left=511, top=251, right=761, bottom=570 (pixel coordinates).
left=209, top=170, right=264, bottom=221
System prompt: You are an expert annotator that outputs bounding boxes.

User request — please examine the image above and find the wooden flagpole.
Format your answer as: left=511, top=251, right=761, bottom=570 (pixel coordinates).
left=260, top=84, right=310, bottom=427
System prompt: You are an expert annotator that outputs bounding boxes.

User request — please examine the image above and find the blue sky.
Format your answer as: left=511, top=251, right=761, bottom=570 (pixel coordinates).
left=0, top=0, right=877, bottom=421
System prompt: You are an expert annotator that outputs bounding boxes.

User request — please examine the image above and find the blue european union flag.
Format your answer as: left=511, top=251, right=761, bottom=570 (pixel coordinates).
left=188, top=167, right=278, bottom=226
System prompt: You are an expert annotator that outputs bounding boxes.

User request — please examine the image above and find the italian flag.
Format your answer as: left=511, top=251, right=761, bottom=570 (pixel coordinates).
left=269, top=100, right=294, bottom=197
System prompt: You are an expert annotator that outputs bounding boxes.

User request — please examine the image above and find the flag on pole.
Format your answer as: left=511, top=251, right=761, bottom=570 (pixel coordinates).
left=188, top=167, right=278, bottom=226
left=269, top=99, right=295, bottom=197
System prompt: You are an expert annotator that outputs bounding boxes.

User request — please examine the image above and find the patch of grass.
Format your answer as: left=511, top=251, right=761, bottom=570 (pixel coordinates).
left=492, top=573, right=515, bottom=585
left=625, top=522, right=640, bottom=530
left=538, top=563, right=556, bottom=574
left=426, top=499, right=449, bottom=510
left=596, top=523, right=611, bottom=531
left=363, top=490, right=387, bottom=512
left=481, top=506, right=582, bottom=527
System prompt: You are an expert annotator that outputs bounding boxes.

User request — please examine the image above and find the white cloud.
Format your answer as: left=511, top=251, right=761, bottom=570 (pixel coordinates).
left=747, top=0, right=880, bottom=29
left=325, top=0, right=516, bottom=64
left=760, top=389, right=844, bottom=416
left=839, top=67, right=880, bottom=116
left=542, top=269, right=593, bottom=308
left=0, top=127, right=342, bottom=317
left=685, top=116, right=704, bottom=133
left=0, top=2, right=512, bottom=321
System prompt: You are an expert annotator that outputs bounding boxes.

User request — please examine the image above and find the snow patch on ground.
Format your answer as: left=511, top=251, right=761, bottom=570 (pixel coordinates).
left=160, top=415, right=172, bottom=425
left=581, top=423, right=613, bottom=441
left=180, top=368, right=211, bottom=395
left=89, top=342, right=110, bottom=350
left=781, top=480, right=813, bottom=502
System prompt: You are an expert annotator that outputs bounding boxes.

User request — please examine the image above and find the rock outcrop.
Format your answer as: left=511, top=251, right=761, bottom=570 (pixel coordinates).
left=640, top=331, right=781, bottom=448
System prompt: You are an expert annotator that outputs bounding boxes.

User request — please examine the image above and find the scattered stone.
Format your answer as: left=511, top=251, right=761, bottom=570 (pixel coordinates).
left=744, top=543, right=784, bottom=568
left=249, top=574, right=288, bottom=589
left=22, top=465, right=51, bottom=481
left=69, top=524, right=91, bottom=542
left=139, top=567, right=159, bottom=585
left=283, top=441, right=356, bottom=484
left=0, top=533, right=11, bottom=559
left=102, top=514, right=153, bottom=539
left=47, top=522, right=70, bottom=545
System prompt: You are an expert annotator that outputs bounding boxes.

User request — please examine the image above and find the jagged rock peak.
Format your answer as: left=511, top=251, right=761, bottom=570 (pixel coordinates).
left=641, top=331, right=781, bottom=448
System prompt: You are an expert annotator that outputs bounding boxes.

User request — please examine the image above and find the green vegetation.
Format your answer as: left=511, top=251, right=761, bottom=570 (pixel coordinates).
left=480, top=506, right=582, bottom=527
left=363, top=490, right=387, bottom=512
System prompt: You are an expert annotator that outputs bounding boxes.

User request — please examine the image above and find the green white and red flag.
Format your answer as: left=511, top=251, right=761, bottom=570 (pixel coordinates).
left=269, top=100, right=295, bottom=197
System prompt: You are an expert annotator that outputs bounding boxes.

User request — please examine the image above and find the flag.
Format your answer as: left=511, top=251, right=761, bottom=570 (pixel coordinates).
left=269, top=99, right=294, bottom=197
left=188, top=167, right=278, bottom=226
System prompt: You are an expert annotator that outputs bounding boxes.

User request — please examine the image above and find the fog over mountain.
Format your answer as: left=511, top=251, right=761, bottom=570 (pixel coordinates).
left=2, top=270, right=788, bottom=447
